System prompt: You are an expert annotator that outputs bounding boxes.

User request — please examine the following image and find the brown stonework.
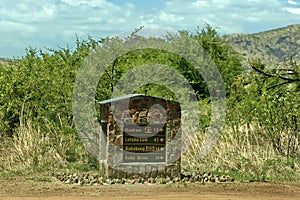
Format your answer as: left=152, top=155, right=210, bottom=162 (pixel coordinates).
left=98, top=94, right=181, bottom=179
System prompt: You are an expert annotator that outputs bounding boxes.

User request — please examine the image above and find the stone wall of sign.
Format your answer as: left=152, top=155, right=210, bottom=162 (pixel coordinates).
left=99, top=94, right=181, bottom=179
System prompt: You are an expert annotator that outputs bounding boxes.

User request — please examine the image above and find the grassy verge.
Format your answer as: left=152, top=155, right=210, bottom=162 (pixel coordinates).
left=0, top=116, right=98, bottom=176
left=181, top=125, right=300, bottom=182
left=1, top=114, right=299, bottom=183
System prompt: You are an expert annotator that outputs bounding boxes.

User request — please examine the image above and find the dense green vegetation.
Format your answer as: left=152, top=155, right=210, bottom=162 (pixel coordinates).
left=0, top=25, right=299, bottom=182
left=190, top=58, right=299, bottom=182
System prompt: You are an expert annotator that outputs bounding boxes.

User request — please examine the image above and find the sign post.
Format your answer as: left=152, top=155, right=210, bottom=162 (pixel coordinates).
left=98, top=94, right=181, bottom=179
left=123, top=123, right=166, bottom=163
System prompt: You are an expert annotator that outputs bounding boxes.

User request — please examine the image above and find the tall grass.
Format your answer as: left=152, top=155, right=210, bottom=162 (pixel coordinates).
left=0, top=119, right=65, bottom=171
left=182, top=122, right=300, bottom=181
left=1, top=100, right=298, bottom=181
left=0, top=114, right=93, bottom=173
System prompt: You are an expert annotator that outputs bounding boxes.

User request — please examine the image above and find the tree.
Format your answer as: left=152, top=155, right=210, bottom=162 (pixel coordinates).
left=0, top=36, right=100, bottom=136
left=95, top=24, right=243, bottom=102
left=228, top=58, right=299, bottom=158
left=0, top=25, right=244, bottom=168
left=249, top=58, right=300, bottom=91
left=180, top=24, right=244, bottom=96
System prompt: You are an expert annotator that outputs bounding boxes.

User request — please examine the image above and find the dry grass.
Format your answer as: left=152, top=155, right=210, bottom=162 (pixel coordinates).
left=0, top=111, right=95, bottom=174
left=1, top=103, right=298, bottom=181
left=182, top=122, right=300, bottom=181
left=0, top=118, right=66, bottom=171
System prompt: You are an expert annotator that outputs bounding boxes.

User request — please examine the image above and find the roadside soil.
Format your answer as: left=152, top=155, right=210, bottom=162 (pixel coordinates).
left=0, top=174, right=300, bottom=200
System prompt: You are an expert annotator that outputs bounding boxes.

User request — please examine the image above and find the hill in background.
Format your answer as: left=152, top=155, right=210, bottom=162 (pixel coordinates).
left=0, top=58, right=9, bottom=66
left=223, top=24, right=300, bottom=67
left=1, top=24, right=300, bottom=69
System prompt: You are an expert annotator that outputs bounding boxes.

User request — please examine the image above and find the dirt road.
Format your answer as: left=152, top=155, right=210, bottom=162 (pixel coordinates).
left=0, top=175, right=300, bottom=200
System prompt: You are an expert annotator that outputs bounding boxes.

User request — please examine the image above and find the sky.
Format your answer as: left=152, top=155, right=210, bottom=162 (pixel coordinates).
left=1, top=0, right=300, bottom=58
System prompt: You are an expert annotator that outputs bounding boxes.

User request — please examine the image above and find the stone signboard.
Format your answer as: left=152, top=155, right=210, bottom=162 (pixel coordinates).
left=98, top=94, right=181, bottom=179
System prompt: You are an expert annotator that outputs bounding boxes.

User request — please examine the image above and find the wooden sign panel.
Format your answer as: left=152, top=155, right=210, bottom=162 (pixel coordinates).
left=123, top=123, right=166, bottom=163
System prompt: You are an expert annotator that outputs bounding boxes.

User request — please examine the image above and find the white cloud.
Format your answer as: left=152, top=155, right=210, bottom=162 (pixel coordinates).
left=138, top=0, right=300, bottom=34
left=159, top=12, right=185, bottom=23
left=286, top=7, right=300, bottom=14
left=288, top=0, right=298, bottom=5
left=60, top=0, right=115, bottom=8
left=0, top=0, right=140, bottom=57
left=0, top=0, right=300, bottom=58
left=42, top=4, right=57, bottom=16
